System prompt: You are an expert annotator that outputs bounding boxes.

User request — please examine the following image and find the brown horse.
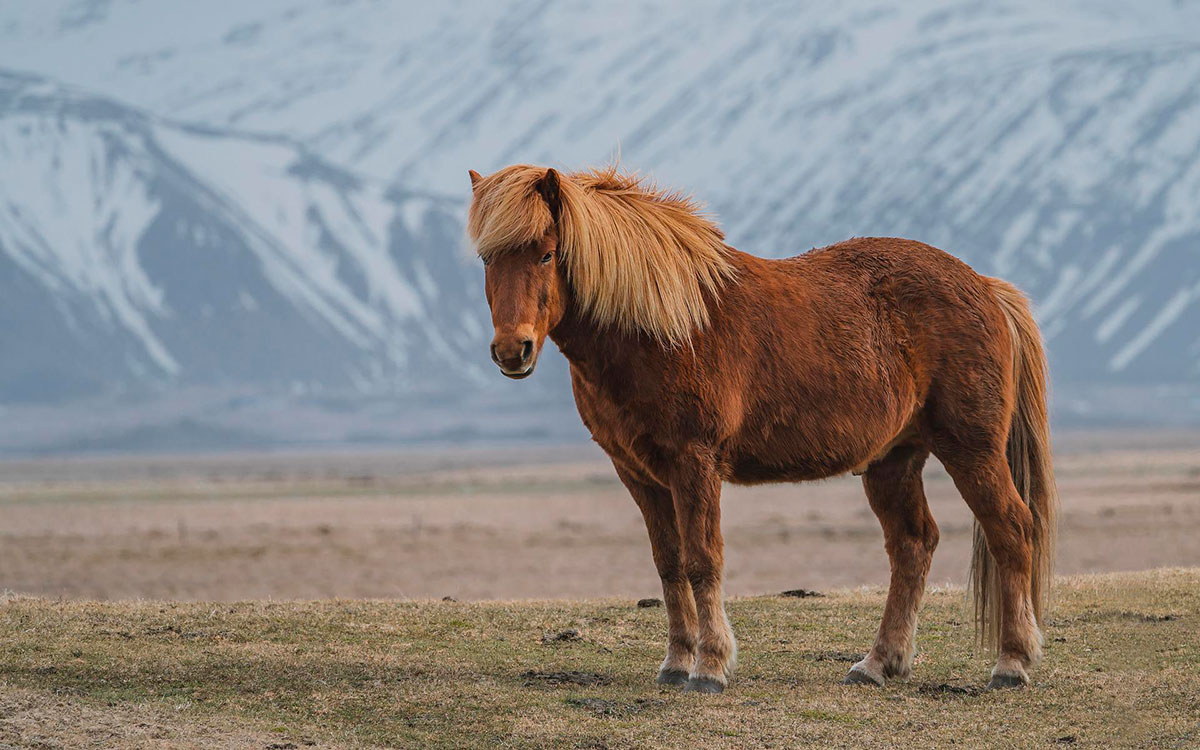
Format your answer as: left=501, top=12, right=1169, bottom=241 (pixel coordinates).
left=467, top=164, right=1057, bottom=694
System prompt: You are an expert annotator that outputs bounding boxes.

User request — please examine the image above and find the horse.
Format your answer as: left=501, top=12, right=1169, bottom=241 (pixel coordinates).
left=466, top=164, right=1058, bottom=694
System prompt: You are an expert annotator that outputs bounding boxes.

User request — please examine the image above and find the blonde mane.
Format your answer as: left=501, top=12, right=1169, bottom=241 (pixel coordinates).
left=468, top=165, right=735, bottom=346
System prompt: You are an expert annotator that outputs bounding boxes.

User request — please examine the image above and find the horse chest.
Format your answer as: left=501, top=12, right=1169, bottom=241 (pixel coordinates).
left=568, top=370, right=671, bottom=478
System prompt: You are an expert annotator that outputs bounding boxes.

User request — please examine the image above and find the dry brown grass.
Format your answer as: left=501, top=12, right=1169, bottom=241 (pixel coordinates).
left=2, top=569, right=1198, bottom=749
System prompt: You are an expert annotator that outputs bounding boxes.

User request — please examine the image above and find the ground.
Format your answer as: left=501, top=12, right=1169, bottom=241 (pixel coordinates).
left=1, top=431, right=1198, bottom=601
left=1, top=569, right=1198, bottom=748
left=1, top=432, right=1198, bottom=747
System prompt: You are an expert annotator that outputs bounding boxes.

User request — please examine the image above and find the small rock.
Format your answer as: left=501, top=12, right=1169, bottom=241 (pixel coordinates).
left=541, top=628, right=581, bottom=644
left=805, top=650, right=863, bottom=663
left=441, top=596, right=457, bottom=602
left=918, top=683, right=982, bottom=697
left=637, top=598, right=663, bottom=608
left=780, top=588, right=824, bottom=598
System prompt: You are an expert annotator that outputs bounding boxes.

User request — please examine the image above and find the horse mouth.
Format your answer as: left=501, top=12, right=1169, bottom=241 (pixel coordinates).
left=500, top=364, right=535, bottom=379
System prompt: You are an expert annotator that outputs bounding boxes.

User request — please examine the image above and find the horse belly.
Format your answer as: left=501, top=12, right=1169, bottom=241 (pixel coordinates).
left=725, top=381, right=918, bottom=485
left=728, top=448, right=845, bottom=484
left=725, top=423, right=873, bottom=483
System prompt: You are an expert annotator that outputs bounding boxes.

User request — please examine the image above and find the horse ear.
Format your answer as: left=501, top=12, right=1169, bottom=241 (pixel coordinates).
left=536, top=168, right=561, bottom=221
left=468, top=169, right=482, bottom=189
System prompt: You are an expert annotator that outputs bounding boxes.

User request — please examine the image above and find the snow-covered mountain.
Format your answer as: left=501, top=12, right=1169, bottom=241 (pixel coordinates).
left=0, top=70, right=486, bottom=403
left=0, top=0, right=1197, bottom=445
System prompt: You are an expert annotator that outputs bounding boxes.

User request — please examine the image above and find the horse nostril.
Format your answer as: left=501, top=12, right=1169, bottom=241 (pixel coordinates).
left=490, top=343, right=501, bottom=365
left=520, top=339, right=534, bottom=363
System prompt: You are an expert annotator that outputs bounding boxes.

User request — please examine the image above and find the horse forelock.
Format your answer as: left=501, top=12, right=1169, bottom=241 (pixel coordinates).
left=468, top=164, right=735, bottom=346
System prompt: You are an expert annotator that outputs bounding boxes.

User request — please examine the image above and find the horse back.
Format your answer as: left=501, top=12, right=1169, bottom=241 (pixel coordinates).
left=711, top=238, right=1008, bottom=483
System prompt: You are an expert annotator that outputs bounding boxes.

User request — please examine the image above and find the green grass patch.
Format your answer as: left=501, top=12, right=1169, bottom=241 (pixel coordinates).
left=2, top=570, right=1198, bottom=748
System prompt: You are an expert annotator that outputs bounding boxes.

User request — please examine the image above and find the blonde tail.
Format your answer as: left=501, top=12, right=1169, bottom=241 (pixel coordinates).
left=971, top=279, right=1059, bottom=650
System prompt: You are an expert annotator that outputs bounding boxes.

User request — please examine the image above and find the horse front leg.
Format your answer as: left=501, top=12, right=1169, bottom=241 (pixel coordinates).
left=615, top=466, right=698, bottom=685
left=671, top=448, right=737, bottom=693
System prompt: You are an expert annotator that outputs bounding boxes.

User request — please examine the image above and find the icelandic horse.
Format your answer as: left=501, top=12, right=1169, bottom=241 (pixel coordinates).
left=466, top=164, right=1057, bottom=693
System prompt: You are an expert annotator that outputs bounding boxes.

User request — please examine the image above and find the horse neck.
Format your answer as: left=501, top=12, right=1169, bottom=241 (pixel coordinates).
left=549, top=299, right=644, bottom=380
left=548, top=250, right=749, bottom=379
left=549, top=302, right=624, bottom=374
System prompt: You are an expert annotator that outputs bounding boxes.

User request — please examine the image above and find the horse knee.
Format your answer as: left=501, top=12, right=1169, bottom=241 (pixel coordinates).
left=654, top=559, right=686, bottom=584
left=686, top=563, right=721, bottom=592
left=921, top=514, right=940, bottom=551
left=910, top=521, right=939, bottom=562
left=881, top=510, right=939, bottom=560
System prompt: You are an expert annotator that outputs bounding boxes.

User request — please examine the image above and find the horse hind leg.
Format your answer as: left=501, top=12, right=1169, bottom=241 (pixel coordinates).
left=844, top=444, right=939, bottom=686
left=938, top=448, right=1042, bottom=688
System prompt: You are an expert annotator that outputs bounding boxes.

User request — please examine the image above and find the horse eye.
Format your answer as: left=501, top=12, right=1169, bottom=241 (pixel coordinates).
left=540, top=252, right=553, bottom=264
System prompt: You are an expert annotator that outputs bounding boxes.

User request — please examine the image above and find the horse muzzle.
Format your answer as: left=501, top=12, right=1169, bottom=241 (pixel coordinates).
left=491, top=336, right=536, bottom=379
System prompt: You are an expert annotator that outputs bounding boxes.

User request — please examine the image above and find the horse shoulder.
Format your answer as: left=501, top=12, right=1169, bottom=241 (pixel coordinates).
left=568, top=362, right=679, bottom=487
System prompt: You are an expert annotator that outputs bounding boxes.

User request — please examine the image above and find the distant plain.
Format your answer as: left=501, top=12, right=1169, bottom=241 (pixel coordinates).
left=2, top=429, right=1196, bottom=602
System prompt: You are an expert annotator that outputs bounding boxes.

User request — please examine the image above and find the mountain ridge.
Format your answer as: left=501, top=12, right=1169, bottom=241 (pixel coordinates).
left=0, top=2, right=1197, bottom=449
left=3, top=1, right=1197, bottom=384
left=0, top=69, right=488, bottom=403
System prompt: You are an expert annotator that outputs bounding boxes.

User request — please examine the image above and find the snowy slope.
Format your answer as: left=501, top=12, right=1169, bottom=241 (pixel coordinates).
left=1, top=0, right=1197, bottom=385
left=0, top=71, right=486, bottom=401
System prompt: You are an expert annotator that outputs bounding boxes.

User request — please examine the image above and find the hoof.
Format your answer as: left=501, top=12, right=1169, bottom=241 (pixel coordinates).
left=656, top=668, right=690, bottom=686
left=682, top=676, right=725, bottom=694
left=986, top=672, right=1029, bottom=691
left=842, top=668, right=884, bottom=687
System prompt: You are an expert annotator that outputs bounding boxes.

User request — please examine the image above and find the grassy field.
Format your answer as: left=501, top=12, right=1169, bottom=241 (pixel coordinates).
left=2, top=569, right=1198, bottom=749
